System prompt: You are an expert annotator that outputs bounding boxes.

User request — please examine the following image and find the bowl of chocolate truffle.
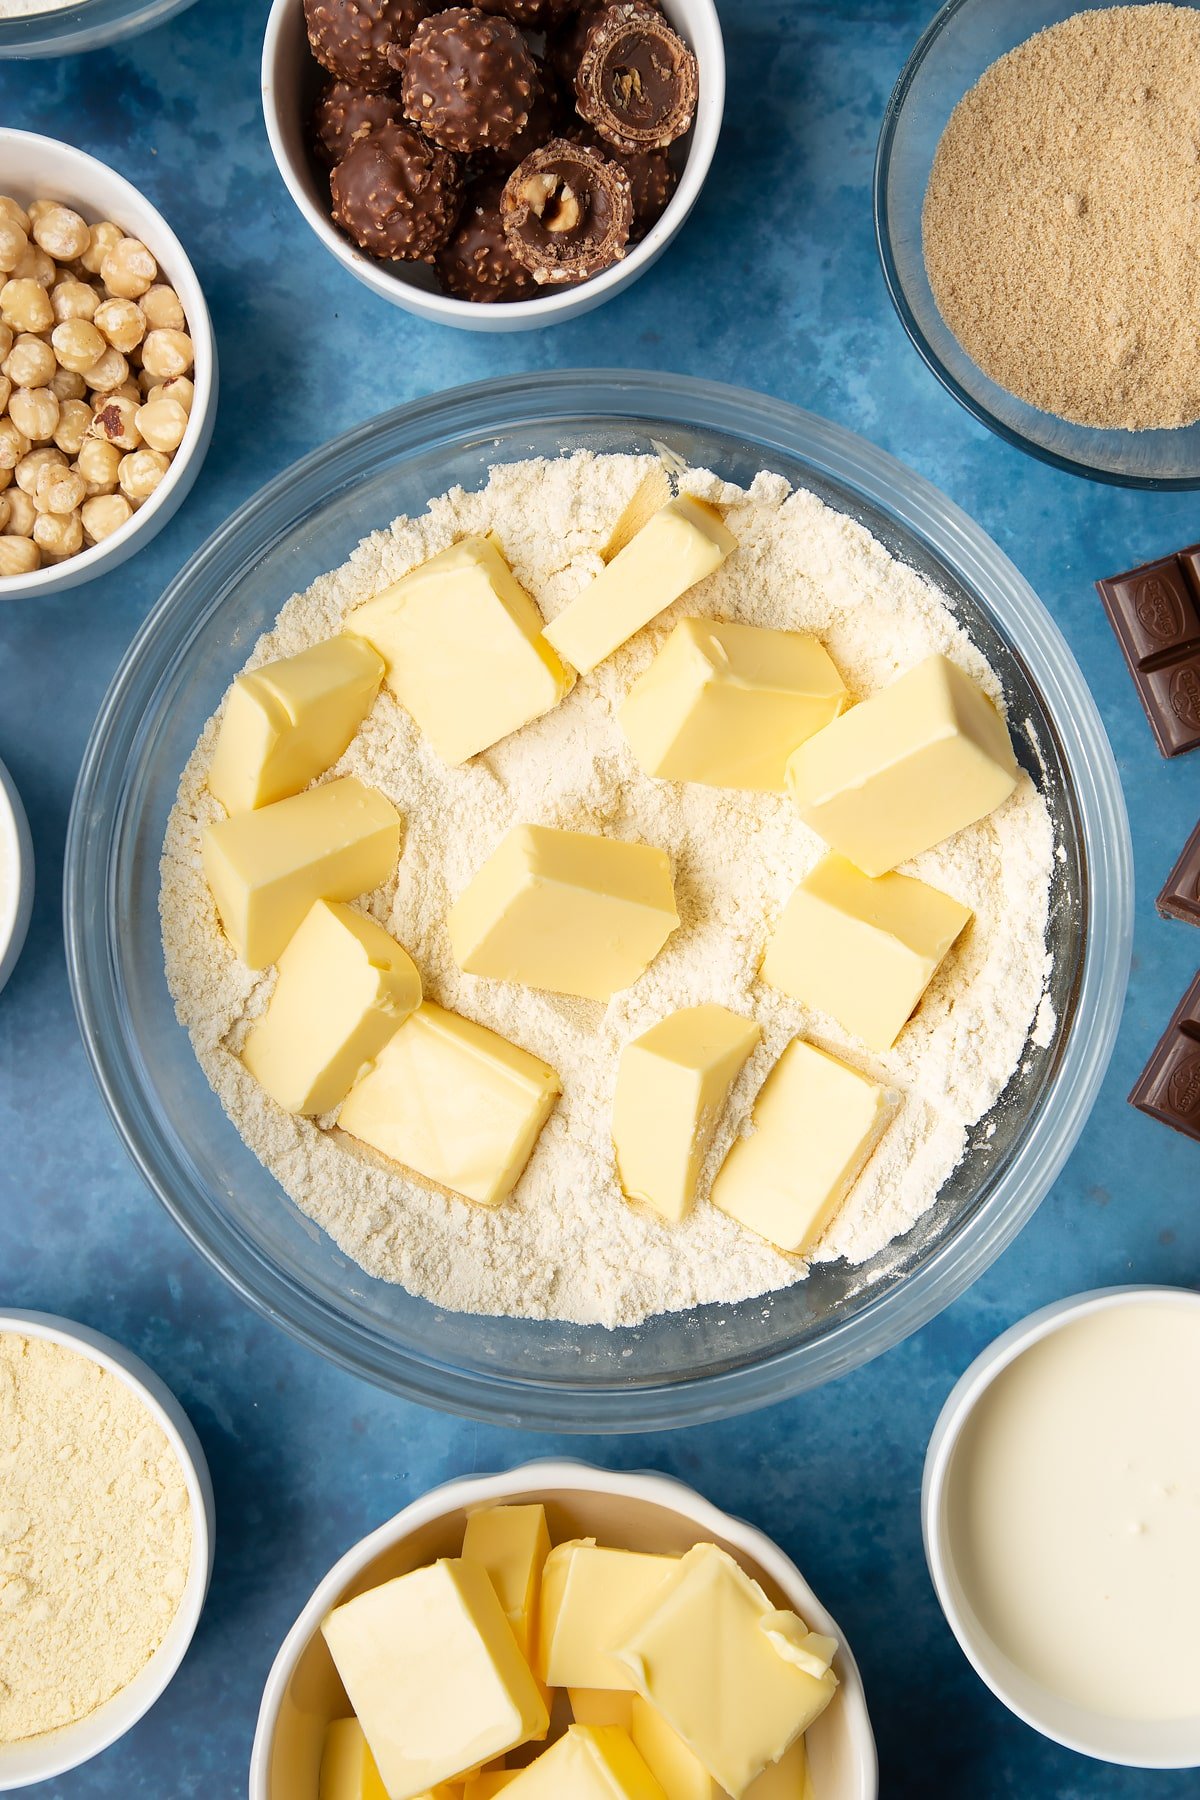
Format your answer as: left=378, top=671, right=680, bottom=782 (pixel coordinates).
left=261, top=0, right=724, bottom=329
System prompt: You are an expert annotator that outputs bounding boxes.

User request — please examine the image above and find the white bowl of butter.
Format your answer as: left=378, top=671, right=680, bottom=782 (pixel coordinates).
left=0, top=757, right=32, bottom=996
left=0, top=1311, right=214, bottom=1790
left=924, top=1285, right=1200, bottom=1768
left=251, top=1459, right=877, bottom=1800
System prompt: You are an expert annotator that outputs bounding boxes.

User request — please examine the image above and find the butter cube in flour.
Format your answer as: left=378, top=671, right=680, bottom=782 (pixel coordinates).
left=338, top=1002, right=560, bottom=1208
left=320, top=1558, right=549, bottom=1799
left=462, top=1504, right=551, bottom=1660
left=207, top=635, right=384, bottom=815
left=619, top=619, right=849, bottom=791
left=785, top=653, right=1018, bottom=875
left=612, top=1004, right=761, bottom=1224
left=202, top=775, right=401, bottom=968
left=613, top=1544, right=837, bottom=1799
left=543, top=496, right=736, bottom=674
left=242, top=900, right=421, bottom=1114
left=503, top=1726, right=667, bottom=1799
left=448, top=824, right=679, bottom=1002
left=538, top=1540, right=678, bottom=1690
left=710, top=1039, right=896, bottom=1255
left=346, top=536, right=574, bottom=765
left=761, top=853, right=973, bottom=1050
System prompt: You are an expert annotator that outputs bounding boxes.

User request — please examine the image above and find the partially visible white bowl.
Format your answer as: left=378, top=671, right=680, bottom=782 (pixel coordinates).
left=0, top=1310, right=215, bottom=1791
left=923, top=1285, right=1200, bottom=1769
left=0, top=130, right=217, bottom=601
left=250, top=1460, right=877, bottom=1800
left=0, top=756, right=32, bottom=996
left=261, top=0, right=725, bottom=332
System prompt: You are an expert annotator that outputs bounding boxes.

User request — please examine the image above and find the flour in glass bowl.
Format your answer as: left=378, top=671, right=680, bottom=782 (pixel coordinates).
left=160, top=453, right=1056, bottom=1329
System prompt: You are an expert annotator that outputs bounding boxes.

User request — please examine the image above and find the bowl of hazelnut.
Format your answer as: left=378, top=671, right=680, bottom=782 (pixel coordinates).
left=0, top=130, right=216, bottom=600
left=261, top=0, right=725, bottom=331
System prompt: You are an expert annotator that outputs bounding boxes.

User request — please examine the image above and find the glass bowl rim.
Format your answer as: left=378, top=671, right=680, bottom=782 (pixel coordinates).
left=63, top=368, right=1134, bottom=1430
left=0, top=0, right=198, bottom=57
left=873, top=0, right=1200, bottom=491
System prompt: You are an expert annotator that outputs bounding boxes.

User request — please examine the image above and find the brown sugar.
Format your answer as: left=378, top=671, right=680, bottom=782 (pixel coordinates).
left=923, top=4, right=1200, bottom=431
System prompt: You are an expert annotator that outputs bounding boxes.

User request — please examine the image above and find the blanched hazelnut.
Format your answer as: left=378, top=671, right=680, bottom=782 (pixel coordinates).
left=32, top=508, right=83, bottom=559
left=0, top=534, right=40, bottom=576
left=140, top=283, right=185, bottom=331
left=83, top=347, right=128, bottom=393
left=135, top=396, right=188, bottom=452
left=0, top=278, right=53, bottom=334
left=112, top=377, right=141, bottom=405
left=8, top=386, right=59, bottom=443
left=15, top=446, right=65, bottom=494
left=0, top=218, right=27, bottom=274
left=33, top=461, right=85, bottom=515
left=4, top=334, right=56, bottom=388
left=80, top=220, right=122, bottom=276
left=0, top=418, right=30, bottom=470
left=150, top=374, right=195, bottom=415
left=51, top=278, right=100, bottom=323
left=9, top=244, right=55, bottom=288
left=0, top=375, right=10, bottom=415
left=94, top=296, right=145, bottom=354
left=48, top=365, right=85, bottom=402
left=0, top=197, right=31, bottom=238
left=53, top=397, right=92, bottom=456
left=87, top=393, right=140, bottom=450
left=5, top=487, right=34, bottom=535
left=0, top=323, right=11, bottom=362
left=31, top=204, right=90, bottom=263
left=75, top=436, right=121, bottom=493
left=51, top=317, right=105, bottom=373
left=100, top=237, right=156, bottom=299
left=81, top=492, right=132, bottom=543
left=140, top=328, right=193, bottom=379
left=118, top=446, right=169, bottom=500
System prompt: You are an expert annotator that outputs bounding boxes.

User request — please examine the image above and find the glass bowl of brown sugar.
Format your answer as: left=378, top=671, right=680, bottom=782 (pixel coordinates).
left=875, top=0, right=1200, bottom=487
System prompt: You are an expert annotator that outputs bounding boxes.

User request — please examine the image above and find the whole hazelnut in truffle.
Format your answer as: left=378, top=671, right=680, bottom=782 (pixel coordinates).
left=305, top=0, right=433, bottom=89
left=312, top=81, right=407, bottom=168
left=402, top=6, right=540, bottom=155
left=501, top=137, right=632, bottom=283
left=436, top=176, right=538, bottom=301
left=331, top=120, right=464, bottom=259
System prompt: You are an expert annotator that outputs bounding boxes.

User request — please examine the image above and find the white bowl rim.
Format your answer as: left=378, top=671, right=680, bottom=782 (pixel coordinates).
left=0, top=1308, right=215, bottom=1789
left=248, top=1458, right=878, bottom=1800
left=922, top=1283, right=1200, bottom=1768
left=260, top=0, right=726, bottom=329
left=0, top=755, right=32, bottom=995
left=0, top=128, right=217, bottom=600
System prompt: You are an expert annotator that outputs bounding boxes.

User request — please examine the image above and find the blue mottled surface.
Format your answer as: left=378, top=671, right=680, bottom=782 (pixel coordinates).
left=1, top=2, right=1198, bottom=1794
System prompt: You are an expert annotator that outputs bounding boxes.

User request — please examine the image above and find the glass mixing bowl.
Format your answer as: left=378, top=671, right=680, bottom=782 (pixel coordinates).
left=0, top=0, right=198, bottom=58
left=875, top=0, right=1200, bottom=487
left=65, top=372, right=1132, bottom=1430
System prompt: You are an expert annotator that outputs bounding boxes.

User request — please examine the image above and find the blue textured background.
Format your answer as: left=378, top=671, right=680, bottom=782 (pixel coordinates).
left=1, top=2, right=1198, bottom=1794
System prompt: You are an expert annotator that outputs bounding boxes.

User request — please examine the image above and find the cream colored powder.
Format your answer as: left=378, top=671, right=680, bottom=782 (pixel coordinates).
left=0, top=1334, right=193, bottom=1743
left=160, top=452, right=1055, bottom=1328
left=923, top=4, right=1200, bottom=431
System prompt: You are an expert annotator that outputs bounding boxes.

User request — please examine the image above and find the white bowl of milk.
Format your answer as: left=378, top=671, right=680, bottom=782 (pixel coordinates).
left=0, top=756, right=32, bottom=998
left=924, top=1285, right=1200, bottom=1767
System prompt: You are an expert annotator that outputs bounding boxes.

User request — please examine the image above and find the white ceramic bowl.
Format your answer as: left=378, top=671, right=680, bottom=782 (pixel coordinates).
left=261, top=0, right=725, bottom=332
left=923, top=1285, right=1200, bottom=1769
left=0, top=130, right=217, bottom=601
left=250, top=1459, right=877, bottom=1800
left=0, top=1309, right=215, bottom=1791
left=0, top=756, right=32, bottom=996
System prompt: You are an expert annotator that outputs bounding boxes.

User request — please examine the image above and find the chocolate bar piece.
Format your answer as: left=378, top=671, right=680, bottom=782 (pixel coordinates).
left=1159, top=819, right=1200, bottom=926
left=1096, top=546, right=1200, bottom=757
left=1129, top=969, right=1200, bottom=1143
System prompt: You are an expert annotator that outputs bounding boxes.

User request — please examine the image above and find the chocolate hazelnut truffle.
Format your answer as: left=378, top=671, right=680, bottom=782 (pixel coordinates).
left=402, top=6, right=540, bottom=155
left=487, top=55, right=566, bottom=171
left=436, top=176, right=538, bottom=300
left=575, top=1, right=697, bottom=150
left=547, top=0, right=657, bottom=89
left=304, top=0, right=432, bottom=90
left=476, top=0, right=575, bottom=26
left=501, top=137, right=632, bottom=283
left=312, top=80, right=407, bottom=168
left=571, top=123, right=676, bottom=238
left=331, top=120, right=464, bottom=259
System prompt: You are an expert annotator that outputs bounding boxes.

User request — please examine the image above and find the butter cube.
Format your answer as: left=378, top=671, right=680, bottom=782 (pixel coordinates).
left=786, top=653, right=1018, bottom=875
left=613, top=1005, right=761, bottom=1224
left=539, top=1541, right=678, bottom=1690
left=463, top=1777, right=517, bottom=1799
left=320, top=1558, right=549, bottom=1800
left=448, top=825, right=679, bottom=1002
left=346, top=536, right=573, bottom=766
left=243, top=900, right=421, bottom=1114
left=743, top=1736, right=810, bottom=1800
left=630, top=1697, right=717, bottom=1800
left=208, top=635, right=384, bottom=815
left=613, top=1545, right=837, bottom=1799
left=761, top=853, right=973, bottom=1050
left=202, top=775, right=401, bottom=968
left=462, top=1505, right=551, bottom=1661
left=544, top=497, right=736, bottom=674
left=319, top=1718, right=389, bottom=1800
left=338, top=1002, right=560, bottom=1208
left=504, top=1726, right=667, bottom=1799
left=571, top=1690, right=635, bottom=1729
left=710, top=1039, right=895, bottom=1255
left=619, top=620, right=848, bottom=792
